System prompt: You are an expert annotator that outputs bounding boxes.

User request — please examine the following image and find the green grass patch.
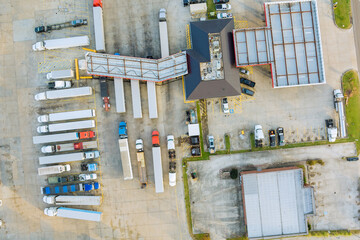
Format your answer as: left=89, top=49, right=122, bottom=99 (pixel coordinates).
left=225, top=134, right=231, bottom=153
left=309, top=230, right=352, bottom=237
left=206, top=0, right=217, bottom=19
left=183, top=161, right=193, bottom=236
left=333, top=0, right=352, bottom=29
left=342, top=70, right=360, bottom=152
left=250, top=133, right=255, bottom=149
left=194, top=233, right=211, bottom=240
left=306, top=159, right=325, bottom=166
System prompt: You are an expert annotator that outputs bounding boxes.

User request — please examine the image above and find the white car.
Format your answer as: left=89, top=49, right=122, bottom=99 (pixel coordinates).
left=240, top=68, right=249, bottom=75
left=215, top=4, right=231, bottom=11
left=217, top=13, right=233, bottom=19
left=222, top=98, right=229, bottom=114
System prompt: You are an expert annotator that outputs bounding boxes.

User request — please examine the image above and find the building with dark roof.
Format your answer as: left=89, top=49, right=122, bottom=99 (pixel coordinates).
left=184, top=19, right=240, bottom=100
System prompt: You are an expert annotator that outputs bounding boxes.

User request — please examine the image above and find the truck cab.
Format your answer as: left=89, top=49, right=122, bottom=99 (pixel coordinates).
left=119, top=121, right=127, bottom=138
left=32, top=41, right=45, bottom=51
left=254, top=125, right=264, bottom=148
left=79, top=131, right=96, bottom=139
left=41, top=145, right=55, bottom=153
left=37, top=115, right=49, bottom=123
left=48, top=81, right=72, bottom=89
left=81, top=163, right=98, bottom=172
left=152, top=130, right=160, bottom=147
left=34, top=92, right=47, bottom=101
left=159, top=8, right=166, bottom=21
left=84, top=151, right=100, bottom=159
left=136, top=139, right=144, bottom=151
left=37, top=125, right=49, bottom=133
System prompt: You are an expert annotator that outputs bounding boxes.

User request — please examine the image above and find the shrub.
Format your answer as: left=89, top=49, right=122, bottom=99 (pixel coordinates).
left=230, top=169, right=238, bottom=179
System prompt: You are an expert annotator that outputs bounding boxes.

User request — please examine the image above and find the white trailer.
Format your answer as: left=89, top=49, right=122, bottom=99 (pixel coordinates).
left=147, top=82, right=158, bottom=119
left=44, top=207, right=102, bottom=222
left=41, top=141, right=98, bottom=153
left=33, top=132, right=90, bottom=144
left=34, top=87, right=93, bottom=101
left=159, top=9, right=170, bottom=58
left=37, top=120, right=95, bottom=133
left=43, top=195, right=101, bottom=206
left=114, top=78, right=126, bottom=113
left=32, top=36, right=90, bottom=51
left=38, top=109, right=96, bottom=123
left=39, top=151, right=100, bottom=165
left=93, top=6, right=106, bottom=52
left=118, top=139, right=133, bottom=180
left=131, top=80, right=142, bottom=118
left=46, top=69, right=74, bottom=80
left=38, top=164, right=71, bottom=176
left=152, top=147, right=164, bottom=193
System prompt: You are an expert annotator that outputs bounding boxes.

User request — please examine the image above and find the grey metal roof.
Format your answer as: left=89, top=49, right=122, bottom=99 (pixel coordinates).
left=85, top=52, right=188, bottom=82
left=233, top=0, right=325, bottom=88
left=185, top=19, right=240, bottom=100
left=241, top=168, right=315, bottom=239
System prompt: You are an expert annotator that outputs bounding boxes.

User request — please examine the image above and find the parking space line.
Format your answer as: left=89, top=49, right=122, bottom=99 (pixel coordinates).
left=37, top=59, right=73, bottom=73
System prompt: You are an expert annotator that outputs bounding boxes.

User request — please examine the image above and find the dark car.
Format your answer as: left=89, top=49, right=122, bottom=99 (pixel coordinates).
left=190, top=136, right=200, bottom=145
left=277, top=127, right=285, bottom=146
left=191, top=147, right=201, bottom=156
left=183, top=0, right=189, bottom=6
left=213, top=0, right=229, bottom=3
left=269, top=130, right=276, bottom=147
left=240, top=78, right=256, bottom=88
left=346, top=157, right=359, bottom=161
left=242, top=88, right=255, bottom=96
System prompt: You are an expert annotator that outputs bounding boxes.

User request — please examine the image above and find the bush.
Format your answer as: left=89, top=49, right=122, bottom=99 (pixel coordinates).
left=230, top=169, right=238, bottom=179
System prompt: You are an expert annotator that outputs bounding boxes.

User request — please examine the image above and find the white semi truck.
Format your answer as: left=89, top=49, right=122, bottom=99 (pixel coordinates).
left=44, top=207, right=102, bottom=222
left=38, top=164, right=71, bottom=176
left=93, top=6, right=105, bottom=52
left=37, top=120, right=95, bottom=133
left=39, top=151, right=100, bottom=165
left=33, top=131, right=96, bottom=144
left=254, top=125, right=264, bottom=148
left=43, top=195, right=101, bottom=206
left=46, top=69, right=74, bottom=80
left=38, top=109, right=96, bottom=123
left=41, top=141, right=98, bottom=153
left=32, top=36, right=90, bottom=51
left=334, top=89, right=346, bottom=138
left=34, top=87, right=93, bottom=101
left=118, top=122, right=133, bottom=180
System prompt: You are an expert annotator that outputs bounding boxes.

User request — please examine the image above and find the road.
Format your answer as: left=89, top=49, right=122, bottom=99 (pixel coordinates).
left=352, top=0, right=360, bottom=72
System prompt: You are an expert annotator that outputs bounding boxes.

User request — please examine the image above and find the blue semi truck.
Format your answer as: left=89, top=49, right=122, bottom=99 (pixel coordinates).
left=41, top=182, right=100, bottom=195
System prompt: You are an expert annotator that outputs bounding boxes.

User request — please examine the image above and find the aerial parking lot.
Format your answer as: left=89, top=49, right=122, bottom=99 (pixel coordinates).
left=0, top=0, right=359, bottom=239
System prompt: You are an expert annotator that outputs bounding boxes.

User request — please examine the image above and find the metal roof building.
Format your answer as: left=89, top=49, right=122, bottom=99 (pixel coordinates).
left=184, top=19, right=240, bottom=100
left=233, top=0, right=325, bottom=88
left=241, top=167, right=315, bottom=239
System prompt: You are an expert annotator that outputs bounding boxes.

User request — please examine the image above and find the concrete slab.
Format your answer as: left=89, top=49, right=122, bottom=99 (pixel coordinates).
left=13, top=19, right=36, bottom=42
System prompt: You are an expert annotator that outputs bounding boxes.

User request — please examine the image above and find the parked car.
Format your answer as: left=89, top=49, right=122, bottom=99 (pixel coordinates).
left=240, top=78, right=255, bottom=88
left=346, top=157, right=359, bottom=161
left=190, top=136, right=200, bottom=145
left=215, top=4, right=231, bottom=11
left=183, top=0, right=189, bottom=6
left=240, top=68, right=250, bottom=75
left=191, top=147, right=201, bottom=156
left=269, top=130, right=276, bottom=147
left=208, top=135, right=215, bottom=153
left=214, top=0, right=229, bottom=3
left=277, top=127, right=285, bottom=146
left=217, top=12, right=233, bottom=19
left=242, top=88, right=255, bottom=96
left=222, top=98, right=229, bottom=114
